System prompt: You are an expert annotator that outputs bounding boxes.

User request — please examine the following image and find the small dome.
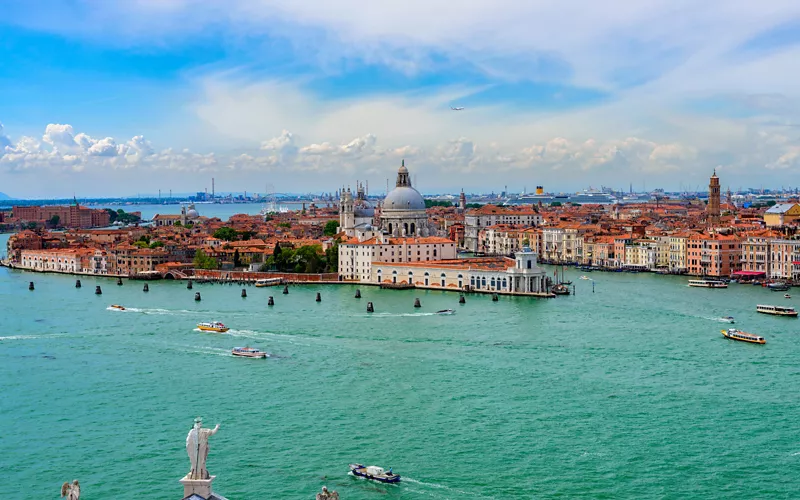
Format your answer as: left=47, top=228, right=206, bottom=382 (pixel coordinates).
left=384, top=186, right=425, bottom=211
left=186, top=209, right=199, bottom=218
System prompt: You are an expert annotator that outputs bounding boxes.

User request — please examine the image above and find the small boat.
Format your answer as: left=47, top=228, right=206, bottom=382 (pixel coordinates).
left=722, top=316, right=735, bottom=323
left=231, top=347, right=267, bottom=358
left=579, top=276, right=590, bottom=280
left=349, top=464, right=400, bottom=483
left=756, top=304, right=798, bottom=317
left=552, top=284, right=570, bottom=295
left=561, top=280, right=573, bottom=285
left=721, top=328, right=765, bottom=344
left=785, top=294, right=792, bottom=299
left=768, top=282, right=790, bottom=291
left=110, top=304, right=126, bottom=311
left=254, top=278, right=282, bottom=288
left=436, top=309, right=455, bottom=315
left=197, top=321, right=230, bottom=333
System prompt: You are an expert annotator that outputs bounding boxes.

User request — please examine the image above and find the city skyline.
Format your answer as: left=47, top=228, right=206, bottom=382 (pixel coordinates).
left=2, top=1, right=800, bottom=197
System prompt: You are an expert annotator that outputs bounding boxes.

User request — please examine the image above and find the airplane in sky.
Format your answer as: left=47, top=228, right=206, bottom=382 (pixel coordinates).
left=451, top=106, right=464, bottom=111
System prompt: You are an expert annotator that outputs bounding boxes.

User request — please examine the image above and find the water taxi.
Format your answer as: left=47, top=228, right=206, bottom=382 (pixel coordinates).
left=110, top=304, right=126, bottom=311
left=231, top=347, right=267, bottom=359
left=688, top=279, right=728, bottom=288
left=721, top=328, right=766, bottom=344
left=768, top=282, right=790, bottom=291
left=756, top=304, right=798, bottom=317
left=197, top=321, right=230, bottom=333
left=436, top=309, right=455, bottom=315
left=254, top=278, right=282, bottom=288
left=349, top=464, right=401, bottom=483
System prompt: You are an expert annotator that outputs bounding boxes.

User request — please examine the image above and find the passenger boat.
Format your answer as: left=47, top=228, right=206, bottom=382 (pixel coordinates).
left=768, top=282, right=790, bottom=291
left=197, top=321, right=230, bottom=333
left=349, top=464, right=401, bottom=483
left=756, top=304, right=798, bottom=317
left=254, top=278, right=282, bottom=288
left=721, top=328, right=766, bottom=344
left=552, top=284, right=570, bottom=295
left=688, top=279, right=728, bottom=288
left=231, top=347, right=267, bottom=358
left=110, top=304, right=126, bottom=311
left=436, top=309, right=455, bottom=315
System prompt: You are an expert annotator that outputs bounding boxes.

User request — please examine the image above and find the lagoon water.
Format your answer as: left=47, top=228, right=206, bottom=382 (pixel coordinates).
left=2, top=260, right=799, bottom=498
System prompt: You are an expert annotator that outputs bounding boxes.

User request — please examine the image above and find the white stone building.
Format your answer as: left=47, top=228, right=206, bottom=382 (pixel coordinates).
left=464, top=205, right=543, bottom=253
left=338, top=234, right=457, bottom=281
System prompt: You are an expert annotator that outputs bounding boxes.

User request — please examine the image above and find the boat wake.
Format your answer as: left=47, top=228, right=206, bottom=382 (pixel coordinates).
left=354, top=312, right=438, bottom=318
left=224, top=328, right=311, bottom=346
left=704, top=316, right=736, bottom=323
left=401, top=477, right=494, bottom=499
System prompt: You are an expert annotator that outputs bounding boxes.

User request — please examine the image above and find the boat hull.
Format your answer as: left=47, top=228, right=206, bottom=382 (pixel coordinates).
left=198, top=326, right=230, bottom=333
left=232, top=351, right=266, bottom=358
left=349, top=465, right=401, bottom=483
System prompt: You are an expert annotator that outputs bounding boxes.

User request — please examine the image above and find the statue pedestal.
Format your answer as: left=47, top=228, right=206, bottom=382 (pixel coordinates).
left=180, top=474, right=216, bottom=499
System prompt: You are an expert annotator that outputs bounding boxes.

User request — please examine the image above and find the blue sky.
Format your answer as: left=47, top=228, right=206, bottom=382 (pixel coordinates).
left=2, top=0, right=800, bottom=197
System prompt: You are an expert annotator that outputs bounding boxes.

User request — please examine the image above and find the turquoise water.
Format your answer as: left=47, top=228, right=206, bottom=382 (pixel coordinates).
left=2, top=263, right=799, bottom=499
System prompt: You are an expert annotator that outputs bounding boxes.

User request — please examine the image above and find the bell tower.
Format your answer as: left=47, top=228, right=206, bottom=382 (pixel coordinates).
left=708, top=169, right=721, bottom=226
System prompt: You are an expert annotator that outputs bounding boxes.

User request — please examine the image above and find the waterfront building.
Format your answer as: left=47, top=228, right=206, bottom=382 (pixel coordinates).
left=463, top=205, right=543, bottom=253
left=109, top=245, right=170, bottom=276
left=19, top=248, right=82, bottom=273
left=338, top=234, right=456, bottom=281
left=763, top=203, right=800, bottom=228
left=687, top=233, right=742, bottom=277
left=369, top=246, right=548, bottom=294
left=12, top=202, right=110, bottom=229
left=479, top=224, right=529, bottom=256
left=667, top=232, right=692, bottom=273
left=768, top=239, right=800, bottom=281
left=740, top=231, right=774, bottom=276
left=541, top=224, right=587, bottom=263
left=153, top=204, right=202, bottom=227
left=624, top=239, right=659, bottom=270
left=707, top=170, right=721, bottom=226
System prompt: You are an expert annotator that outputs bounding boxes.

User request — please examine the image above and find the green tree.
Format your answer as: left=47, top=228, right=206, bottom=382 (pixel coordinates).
left=25, top=222, right=37, bottom=230
left=233, top=249, right=241, bottom=268
left=105, top=208, right=118, bottom=223
left=278, top=222, right=291, bottom=229
left=48, top=215, right=60, bottom=228
left=325, top=243, right=339, bottom=273
left=174, top=221, right=182, bottom=227
left=149, top=241, right=164, bottom=248
left=465, top=203, right=482, bottom=209
left=133, top=240, right=149, bottom=248
left=213, top=226, right=238, bottom=241
left=193, top=249, right=219, bottom=270
left=137, top=235, right=151, bottom=244
left=424, top=200, right=453, bottom=208
left=323, top=220, right=339, bottom=236
left=550, top=201, right=562, bottom=207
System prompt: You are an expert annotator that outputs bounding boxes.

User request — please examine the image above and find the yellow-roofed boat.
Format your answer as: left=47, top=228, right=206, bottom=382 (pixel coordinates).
left=197, top=321, right=229, bottom=333
left=721, top=328, right=765, bottom=344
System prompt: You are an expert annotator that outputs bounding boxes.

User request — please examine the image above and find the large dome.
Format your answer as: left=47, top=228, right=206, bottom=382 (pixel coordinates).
left=384, top=186, right=425, bottom=211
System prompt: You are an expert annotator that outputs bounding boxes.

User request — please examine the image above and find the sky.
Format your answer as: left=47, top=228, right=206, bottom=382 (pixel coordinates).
left=2, top=0, right=800, bottom=198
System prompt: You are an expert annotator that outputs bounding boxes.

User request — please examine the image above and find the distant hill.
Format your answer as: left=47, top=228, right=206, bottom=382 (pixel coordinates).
left=0, top=192, right=12, bottom=200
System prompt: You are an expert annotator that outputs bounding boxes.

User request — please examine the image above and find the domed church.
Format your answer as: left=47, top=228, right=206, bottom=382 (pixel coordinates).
left=379, top=160, right=430, bottom=237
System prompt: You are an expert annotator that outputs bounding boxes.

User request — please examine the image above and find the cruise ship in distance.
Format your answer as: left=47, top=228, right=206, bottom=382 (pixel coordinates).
left=507, top=188, right=618, bottom=206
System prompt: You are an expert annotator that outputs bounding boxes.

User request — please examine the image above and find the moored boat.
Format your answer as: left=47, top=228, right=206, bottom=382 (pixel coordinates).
left=688, top=279, right=728, bottom=288
left=231, top=347, right=267, bottom=358
left=552, top=284, right=570, bottom=295
left=721, top=328, right=766, bottom=344
left=197, top=321, right=230, bottom=333
left=254, top=278, right=282, bottom=288
left=110, top=304, right=126, bottom=311
left=349, top=464, right=400, bottom=483
left=756, top=304, right=798, bottom=317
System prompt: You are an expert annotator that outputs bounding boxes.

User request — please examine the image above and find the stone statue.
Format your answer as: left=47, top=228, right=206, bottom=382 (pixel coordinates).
left=186, top=417, right=220, bottom=480
left=60, top=480, right=80, bottom=500
left=316, top=486, right=339, bottom=500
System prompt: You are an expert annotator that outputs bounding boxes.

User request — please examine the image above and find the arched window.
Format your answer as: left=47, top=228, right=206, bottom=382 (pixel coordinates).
left=482, top=277, right=487, bottom=287
left=491, top=277, right=496, bottom=288
left=408, top=271, right=414, bottom=284
left=502, top=278, right=507, bottom=289
left=410, top=222, right=416, bottom=235
left=458, top=274, right=463, bottom=288
left=470, top=276, right=475, bottom=286
left=392, top=270, right=397, bottom=284
left=388, top=223, right=393, bottom=234
left=404, top=223, right=409, bottom=235
left=441, top=273, right=446, bottom=287
left=424, top=271, right=430, bottom=286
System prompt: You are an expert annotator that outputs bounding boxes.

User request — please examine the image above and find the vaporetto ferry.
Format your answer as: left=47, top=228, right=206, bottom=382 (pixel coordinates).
left=688, top=279, right=728, bottom=288
left=756, top=304, right=798, bottom=317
